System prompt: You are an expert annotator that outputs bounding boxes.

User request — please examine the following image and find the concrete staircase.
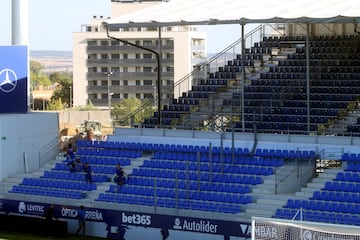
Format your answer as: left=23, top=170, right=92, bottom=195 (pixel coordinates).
left=325, top=104, right=360, bottom=135
left=0, top=154, right=149, bottom=206
left=238, top=161, right=336, bottom=221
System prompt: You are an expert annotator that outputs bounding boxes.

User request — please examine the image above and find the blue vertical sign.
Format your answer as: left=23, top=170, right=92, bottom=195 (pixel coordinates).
left=0, top=46, right=28, bottom=113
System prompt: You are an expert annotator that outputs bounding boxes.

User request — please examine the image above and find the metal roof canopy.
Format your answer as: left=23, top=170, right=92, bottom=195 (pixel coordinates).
left=104, top=0, right=360, bottom=29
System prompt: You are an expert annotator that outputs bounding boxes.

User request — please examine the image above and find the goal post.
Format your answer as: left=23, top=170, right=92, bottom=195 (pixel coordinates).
left=251, top=216, right=360, bottom=240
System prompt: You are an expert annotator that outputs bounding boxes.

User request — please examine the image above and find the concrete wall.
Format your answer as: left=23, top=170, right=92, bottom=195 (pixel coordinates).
left=0, top=112, right=58, bottom=180
left=113, top=128, right=360, bottom=158
left=58, top=110, right=110, bottom=126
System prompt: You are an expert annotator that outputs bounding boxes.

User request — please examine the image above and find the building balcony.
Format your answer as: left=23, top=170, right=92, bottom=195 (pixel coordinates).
left=87, top=84, right=173, bottom=93
left=86, top=71, right=174, bottom=80
left=86, top=58, right=174, bottom=66
left=86, top=45, right=174, bottom=52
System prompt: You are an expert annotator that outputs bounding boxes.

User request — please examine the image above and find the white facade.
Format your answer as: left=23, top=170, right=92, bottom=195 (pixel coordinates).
left=73, top=0, right=207, bottom=108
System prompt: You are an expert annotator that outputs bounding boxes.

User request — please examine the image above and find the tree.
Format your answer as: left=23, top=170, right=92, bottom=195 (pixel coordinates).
left=50, top=73, right=73, bottom=108
left=30, top=60, right=43, bottom=75
left=46, top=98, right=64, bottom=110
left=30, top=60, right=51, bottom=87
left=112, top=98, right=154, bottom=125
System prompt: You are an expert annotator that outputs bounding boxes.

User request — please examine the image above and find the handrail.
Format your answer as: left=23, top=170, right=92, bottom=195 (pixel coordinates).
left=116, top=24, right=264, bottom=125
left=38, top=136, right=60, bottom=168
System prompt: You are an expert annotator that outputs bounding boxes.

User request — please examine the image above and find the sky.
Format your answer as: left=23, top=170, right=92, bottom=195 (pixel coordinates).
left=0, top=0, right=242, bottom=53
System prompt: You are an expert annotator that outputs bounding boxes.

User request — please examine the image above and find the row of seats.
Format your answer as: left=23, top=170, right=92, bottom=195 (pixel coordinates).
left=285, top=198, right=360, bottom=214
left=126, top=176, right=251, bottom=193
left=77, top=148, right=142, bottom=158
left=275, top=208, right=360, bottom=226
left=45, top=168, right=109, bottom=182
left=97, top=194, right=242, bottom=214
left=77, top=156, right=131, bottom=166
left=163, top=104, right=190, bottom=112
left=21, top=177, right=96, bottom=191
left=269, top=65, right=360, bottom=74
left=244, top=92, right=356, bottom=102
left=322, top=181, right=360, bottom=192
left=152, top=155, right=285, bottom=166
left=335, top=172, right=360, bottom=182
left=341, top=153, right=360, bottom=162
left=79, top=140, right=254, bottom=156
left=237, top=121, right=318, bottom=132
left=132, top=168, right=262, bottom=185
left=107, top=185, right=252, bottom=204
left=311, top=190, right=360, bottom=203
left=142, top=160, right=275, bottom=175
left=10, top=185, right=85, bottom=199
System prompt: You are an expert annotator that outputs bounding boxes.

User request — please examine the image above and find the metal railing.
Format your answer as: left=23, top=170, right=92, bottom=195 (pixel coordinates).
left=38, top=136, right=60, bottom=168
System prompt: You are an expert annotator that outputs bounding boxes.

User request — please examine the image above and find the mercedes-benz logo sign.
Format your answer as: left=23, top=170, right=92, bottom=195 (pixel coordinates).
left=0, top=68, right=17, bottom=93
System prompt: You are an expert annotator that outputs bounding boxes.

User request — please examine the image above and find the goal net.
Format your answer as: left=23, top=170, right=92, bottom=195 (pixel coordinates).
left=252, top=216, right=360, bottom=240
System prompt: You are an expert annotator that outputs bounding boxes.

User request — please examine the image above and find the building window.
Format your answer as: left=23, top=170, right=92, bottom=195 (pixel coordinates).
left=101, top=80, right=107, bottom=86
left=136, top=80, right=141, bottom=86
left=101, top=40, right=108, bottom=46
left=123, top=54, right=128, bottom=59
left=111, top=67, right=120, bottom=72
left=165, top=39, right=174, bottom=46
left=124, top=93, right=128, bottom=98
left=143, top=53, right=152, bottom=59
left=143, top=93, right=153, bottom=99
left=111, top=41, right=119, bottom=46
left=101, top=93, right=107, bottom=99
left=123, top=67, right=128, bottom=72
left=166, top=80, right=172, bottom=86
left=88, top=67, right=96, bottom=73
left=166, top=66, right=174, bottom=72
left=143, top=40, right=152, bottom=46
left=143, top=67, right=152, bottom=72
left=88, top=54, right=96, bottom=59
left=135, top=67, right=141, bottom=72
left=87, top=40, right=97, bottom=46
left=111, top=53, right=120, bottom=59
left=123, top=80, right=128, bottom=86
left=147, top=27, right=157, bottom=31
left=143, top=80, right=152, bottom=86
left=136, top=93, right=141, bottom=99
left=135, top=40, right=140, bottom=45
left=112, top=93, right=120, bottom=99
left=112, top=80, right=120, bottom=86
left=101, top=54, right=108, bottom=59
left=135, top=54, right=140, bottom=59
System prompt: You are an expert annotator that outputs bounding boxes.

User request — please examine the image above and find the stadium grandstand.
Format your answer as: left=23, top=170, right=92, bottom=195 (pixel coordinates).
left=2, top=0, right=360, bottom=239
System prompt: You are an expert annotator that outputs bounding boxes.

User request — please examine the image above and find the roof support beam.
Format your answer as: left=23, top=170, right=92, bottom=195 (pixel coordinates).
left=104, top=23, right=162, bottom=126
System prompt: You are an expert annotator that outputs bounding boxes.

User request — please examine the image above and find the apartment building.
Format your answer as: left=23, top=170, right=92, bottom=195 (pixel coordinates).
left=72, top=0, right=207, bottom=109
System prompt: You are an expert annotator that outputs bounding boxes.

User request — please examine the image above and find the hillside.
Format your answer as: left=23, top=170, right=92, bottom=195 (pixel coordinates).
left=30, top=50, right=72, bottom=73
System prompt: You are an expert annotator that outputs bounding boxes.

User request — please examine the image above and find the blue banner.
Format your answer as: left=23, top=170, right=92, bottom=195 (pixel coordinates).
left=0, top=46, right=28, bottom=113
left=0, top=199, right=251, bottom=238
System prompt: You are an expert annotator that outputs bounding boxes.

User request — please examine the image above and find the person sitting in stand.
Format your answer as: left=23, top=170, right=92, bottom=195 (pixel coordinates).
left=114, top=163, right=127, bottom=186
left=66, top=143, right=76, bottom=160
left=74, top=157, right=83, bottom=172
left=83, top=162, right=93, bottom=184
left=86, top=128, right=94, bottom=142
left=67, top=158, right=77, bottom=173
